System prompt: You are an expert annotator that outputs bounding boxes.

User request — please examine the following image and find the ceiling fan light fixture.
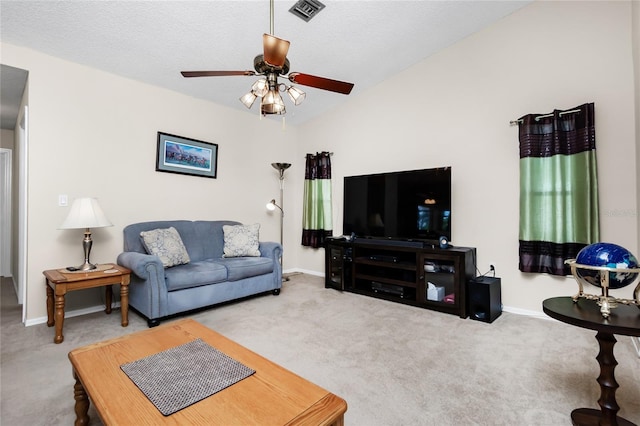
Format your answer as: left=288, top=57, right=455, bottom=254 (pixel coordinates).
left=261, top=89, right=286, bottom=115
left=286, top=86, right=306, bottom=105
left=240, top=91, right=258, bottom=109
left=181, top=0, right=352, bottom=120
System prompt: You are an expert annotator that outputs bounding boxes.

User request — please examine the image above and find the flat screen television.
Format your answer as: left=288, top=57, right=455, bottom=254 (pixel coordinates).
left=343, top=167, right=451, bottom=244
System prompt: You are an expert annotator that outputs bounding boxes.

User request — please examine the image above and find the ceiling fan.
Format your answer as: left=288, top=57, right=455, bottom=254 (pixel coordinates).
left=181, top=0, right=354, bottom=116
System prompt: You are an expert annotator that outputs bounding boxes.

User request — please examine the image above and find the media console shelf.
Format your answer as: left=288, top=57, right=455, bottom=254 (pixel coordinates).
left=325, top=239, right=476, bottom=318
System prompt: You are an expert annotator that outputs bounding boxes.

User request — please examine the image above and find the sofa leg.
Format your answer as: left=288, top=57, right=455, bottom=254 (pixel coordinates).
left=147, top=319, right=161, bottom=328
left=272, top=289, right=281, bottom=295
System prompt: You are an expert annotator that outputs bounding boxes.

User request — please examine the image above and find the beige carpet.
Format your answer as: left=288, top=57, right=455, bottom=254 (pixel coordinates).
left=1, top=274, right=639, bottom=425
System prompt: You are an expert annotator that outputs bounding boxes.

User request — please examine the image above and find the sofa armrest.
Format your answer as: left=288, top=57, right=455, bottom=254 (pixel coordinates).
left=117, top=251, right=164, bottom=281
left=117, top=251, right=170, bottom=320
left=259, top=241, right=283, bottom=287
left=259, top=241, right=283, bottom=261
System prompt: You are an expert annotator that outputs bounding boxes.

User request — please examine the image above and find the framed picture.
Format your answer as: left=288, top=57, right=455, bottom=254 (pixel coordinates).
left=156, top=132, right=218, bottom=179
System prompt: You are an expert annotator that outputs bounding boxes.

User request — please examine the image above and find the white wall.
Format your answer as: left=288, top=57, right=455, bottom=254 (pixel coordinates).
left=1, top=43, right=298, bottom=322
left=0, top=129, right=14, bottom=150
left=294, top=0, right=638, bottom=313
left=634, top=1, right=640, bottom=250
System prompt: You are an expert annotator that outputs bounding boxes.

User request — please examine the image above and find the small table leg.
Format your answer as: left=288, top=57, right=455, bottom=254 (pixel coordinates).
left=73, top=370, right=90, bottom=426
left=46, top=282, right=54, bottom=327
left=570, top=331, right=637, bottom=426
left=54, top=294, right=65, bottom=344
left=105, top=285, right=112, bottom=314
left=120, top=283, right=129, bottom=327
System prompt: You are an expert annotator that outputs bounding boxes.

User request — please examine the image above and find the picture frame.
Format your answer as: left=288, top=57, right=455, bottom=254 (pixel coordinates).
left=156, top=132, right=218, bottom=179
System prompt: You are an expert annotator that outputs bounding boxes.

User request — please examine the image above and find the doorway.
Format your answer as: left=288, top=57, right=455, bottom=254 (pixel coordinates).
left=0, top=64, right=29, bottom=323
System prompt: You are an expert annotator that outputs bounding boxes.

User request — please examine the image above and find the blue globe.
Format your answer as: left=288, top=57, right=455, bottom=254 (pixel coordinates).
left=575, top=242, right=639, bottom=289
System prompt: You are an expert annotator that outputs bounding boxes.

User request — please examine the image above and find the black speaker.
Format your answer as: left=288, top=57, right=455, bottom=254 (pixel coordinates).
left=467, top=277, right=502, bottom=323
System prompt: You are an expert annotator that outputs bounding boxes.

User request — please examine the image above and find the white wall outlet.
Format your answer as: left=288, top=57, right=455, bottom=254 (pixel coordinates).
left=58, top=194, right=68, bottom=206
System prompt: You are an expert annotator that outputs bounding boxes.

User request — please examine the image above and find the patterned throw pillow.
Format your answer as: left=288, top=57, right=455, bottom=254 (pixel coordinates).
left=222, top=223, right=261, bottom=258
left=140, top=227, right=190, bottom=268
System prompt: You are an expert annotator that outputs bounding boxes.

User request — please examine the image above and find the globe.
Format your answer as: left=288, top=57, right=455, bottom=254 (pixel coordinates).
left=574, top=242, right=639, bottom=289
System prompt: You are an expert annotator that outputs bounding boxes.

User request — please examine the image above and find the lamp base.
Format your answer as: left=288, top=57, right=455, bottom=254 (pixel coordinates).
left=66, top=261, right=97, bottom=272
left=77, top=261, right=98, bottom=271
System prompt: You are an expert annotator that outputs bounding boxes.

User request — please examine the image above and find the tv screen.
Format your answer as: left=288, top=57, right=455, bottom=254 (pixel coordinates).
left=343, top=167, right=451, bottom=243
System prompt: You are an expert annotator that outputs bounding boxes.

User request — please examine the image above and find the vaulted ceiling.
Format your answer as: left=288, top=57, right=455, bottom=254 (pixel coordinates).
left=0, top=0, right=531, bottom=128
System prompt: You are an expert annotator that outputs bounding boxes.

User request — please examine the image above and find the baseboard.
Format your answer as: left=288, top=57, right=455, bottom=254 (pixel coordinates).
left=502, top=305, right=550, bottom=320
left=25, top=302, right=121, bottom=327
left=287, top=267, right=323, bottom=277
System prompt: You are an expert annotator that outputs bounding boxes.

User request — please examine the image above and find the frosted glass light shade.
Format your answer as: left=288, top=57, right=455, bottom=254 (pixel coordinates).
left=251, top=79, right=268, bottom=97
left=287, top=86, right=306, bottom=105
left=261, top=90, right=286, bottom=115
left=240, top=92, right=257, bottom=109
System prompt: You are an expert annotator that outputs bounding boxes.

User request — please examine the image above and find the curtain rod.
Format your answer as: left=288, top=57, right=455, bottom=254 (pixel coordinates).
left=509, top=109, right=581, bottom=126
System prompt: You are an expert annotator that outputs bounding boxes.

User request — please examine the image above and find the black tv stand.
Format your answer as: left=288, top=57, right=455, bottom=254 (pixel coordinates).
left=352, top=238, right=428, bottom=249
left=325, top=239, right=475, bottom=318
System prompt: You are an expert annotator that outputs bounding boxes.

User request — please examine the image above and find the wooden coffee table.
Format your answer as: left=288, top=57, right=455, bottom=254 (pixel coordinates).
left=68, top=319, right=347, bottom=425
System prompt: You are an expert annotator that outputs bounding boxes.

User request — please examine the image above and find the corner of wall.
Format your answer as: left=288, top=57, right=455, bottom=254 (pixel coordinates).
left=632, top=0, right=640, bottom=254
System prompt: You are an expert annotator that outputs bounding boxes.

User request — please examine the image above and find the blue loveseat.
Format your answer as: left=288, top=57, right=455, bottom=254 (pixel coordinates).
left=117, top=220, right=282, bottom=327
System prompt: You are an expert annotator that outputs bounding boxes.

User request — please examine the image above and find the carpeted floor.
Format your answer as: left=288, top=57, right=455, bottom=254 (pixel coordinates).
left=1, top=274, right=639, bottom=425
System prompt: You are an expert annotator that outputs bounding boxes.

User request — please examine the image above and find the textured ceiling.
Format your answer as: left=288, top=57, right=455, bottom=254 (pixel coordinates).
left=0, top=0, right=531, bottom=128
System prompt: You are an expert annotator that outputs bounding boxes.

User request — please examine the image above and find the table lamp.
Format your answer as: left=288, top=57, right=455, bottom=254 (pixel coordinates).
left=59, top=197, right=113, bottom=271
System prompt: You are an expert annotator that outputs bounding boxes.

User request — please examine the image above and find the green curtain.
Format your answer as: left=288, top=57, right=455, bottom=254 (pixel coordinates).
left=301, top=152, right=333, bottom=248
left=518, top=103, right=599, bottom=275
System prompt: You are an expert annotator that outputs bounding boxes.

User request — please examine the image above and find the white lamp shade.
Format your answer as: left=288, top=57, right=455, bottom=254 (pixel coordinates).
left=59, top=198, right=113, bottom=229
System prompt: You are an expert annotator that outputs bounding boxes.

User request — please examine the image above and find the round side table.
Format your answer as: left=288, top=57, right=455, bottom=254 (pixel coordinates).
left=543, top=296, right=640, bottom=426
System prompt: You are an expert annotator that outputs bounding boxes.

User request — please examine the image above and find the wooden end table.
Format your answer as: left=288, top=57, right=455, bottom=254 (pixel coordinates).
left=68, top=318, right=347, bottom=425
left=44, top=264, right=131, bottom=344
left=543, top=296, right=640, bottom=426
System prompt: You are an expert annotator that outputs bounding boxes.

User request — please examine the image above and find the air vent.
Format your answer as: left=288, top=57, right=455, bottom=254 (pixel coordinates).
left=289, top=0, right=325, bottom=22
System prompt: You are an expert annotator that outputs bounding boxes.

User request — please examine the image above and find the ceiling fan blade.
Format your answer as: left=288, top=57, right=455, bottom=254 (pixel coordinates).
left=263, top=34, right=290, bottom=68
left=288, top=72, right=354, bottom=95
left=181, top=71, right=255, bottom=77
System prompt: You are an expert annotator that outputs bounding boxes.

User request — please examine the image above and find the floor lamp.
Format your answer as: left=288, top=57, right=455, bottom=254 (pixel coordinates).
left=267, top=162, right=291, bottom=281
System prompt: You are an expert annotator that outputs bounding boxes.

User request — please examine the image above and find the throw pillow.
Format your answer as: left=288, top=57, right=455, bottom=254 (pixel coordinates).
left=140, top=227, right=190, bottom=268
left=222, top=223, right=261, bottom=258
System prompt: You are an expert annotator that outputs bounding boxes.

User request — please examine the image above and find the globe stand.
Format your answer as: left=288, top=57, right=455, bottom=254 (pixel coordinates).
left=566, top=260, right=640, bottom=319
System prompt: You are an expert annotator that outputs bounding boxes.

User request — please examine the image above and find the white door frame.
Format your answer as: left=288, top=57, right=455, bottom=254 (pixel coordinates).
left=0, top=149, right=11, bottom=279
left=18, top=106, right=28, bottom=320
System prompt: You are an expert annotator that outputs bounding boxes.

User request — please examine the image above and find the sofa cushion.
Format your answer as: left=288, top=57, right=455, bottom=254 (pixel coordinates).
left=218, top=257, right=275, bottom=282
left=164, top=259, right=228, bottom=291
left=222, top=223, right=261, bottom=258
left=140, top=227, right=190, bottom=268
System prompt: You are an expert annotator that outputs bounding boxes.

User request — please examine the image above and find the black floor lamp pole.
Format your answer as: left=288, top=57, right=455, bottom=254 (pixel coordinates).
left=271, top=163, right=291, bottom=279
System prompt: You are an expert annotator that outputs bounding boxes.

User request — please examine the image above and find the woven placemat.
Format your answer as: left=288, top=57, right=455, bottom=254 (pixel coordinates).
left=120, top=338, right=255, bottom=416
